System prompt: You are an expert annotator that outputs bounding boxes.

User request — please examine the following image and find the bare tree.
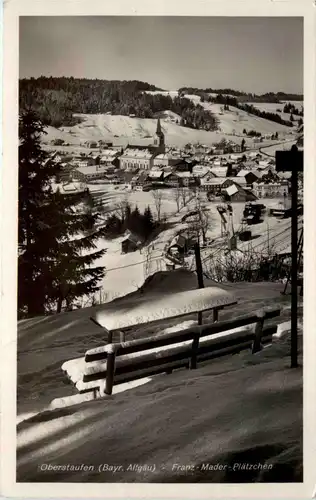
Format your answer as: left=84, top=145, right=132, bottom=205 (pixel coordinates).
left=173, top=186, right=182, bottom=212
left=152, top=189, right=163, bottom=221
left=143, top=244, right=152, bottom=280
left=179, top=186, right=188, bottom=208
left=114, top=195, right=130, bottom=222
left=187, top=197, right=212, bottom=246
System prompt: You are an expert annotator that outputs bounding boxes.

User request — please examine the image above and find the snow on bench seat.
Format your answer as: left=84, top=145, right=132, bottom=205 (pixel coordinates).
left=91, top=287, right=237, bottom=332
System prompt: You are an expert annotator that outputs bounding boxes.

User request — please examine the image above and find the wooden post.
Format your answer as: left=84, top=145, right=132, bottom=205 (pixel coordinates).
left=290, top=162, right=298, bottom=367
left=107, top=331, right=113, bottom=344
left=252, top=310, right=265, bottom=354
left=189, top=332, right=200, bottom=369
left=213, top=308, right=219, bottom=323
left=194, top=241, right=204, bottom=325
left=119, top=330, right=126, bottom=343
left=276, top=144, right=303, bottom=368
left=104, top=346, right=116, bottom=395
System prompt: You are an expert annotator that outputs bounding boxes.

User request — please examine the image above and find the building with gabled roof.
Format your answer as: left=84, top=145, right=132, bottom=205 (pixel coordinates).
left=224, top=183, right=257, bottom=202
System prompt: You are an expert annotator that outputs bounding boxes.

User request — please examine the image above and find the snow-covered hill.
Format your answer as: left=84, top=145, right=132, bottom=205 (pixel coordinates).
left=42, top=114, right=227, bottom=148
left=183, top=94, right=294, bottom=136
left=41, top=92, right=295, bottom=149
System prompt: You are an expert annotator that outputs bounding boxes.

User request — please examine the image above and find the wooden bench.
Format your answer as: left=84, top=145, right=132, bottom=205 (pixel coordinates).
left=89, top=287, right=238, bottom=343
left=62, top=289, right=280, bottom=399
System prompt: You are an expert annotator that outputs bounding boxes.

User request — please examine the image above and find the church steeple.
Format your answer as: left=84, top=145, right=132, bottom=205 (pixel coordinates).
left=155, top=118, right=165, bottom=153
left=156, top=118, right=163, bottom=137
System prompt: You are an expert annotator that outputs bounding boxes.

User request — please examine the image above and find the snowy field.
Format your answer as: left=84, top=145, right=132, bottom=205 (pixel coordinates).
left=42, top=114, right=238, bottom=149
left=246, top=102, right=303, bottom=125
left=41, top=93, right=296, bottom=151
left=183, top=94, right=295, bottom=136
left=87, top=183, right=187, bottom=218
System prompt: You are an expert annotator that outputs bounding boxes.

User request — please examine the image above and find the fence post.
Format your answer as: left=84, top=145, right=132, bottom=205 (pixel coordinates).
left=189, top=332, right=200, bottom=369
left=104, top=345, right=116, bottom=395
left=213, top=308, right=219, bottom=323
left=252, top=311, right=266, bottom=354
left=107, top=330, right=113, bottom=344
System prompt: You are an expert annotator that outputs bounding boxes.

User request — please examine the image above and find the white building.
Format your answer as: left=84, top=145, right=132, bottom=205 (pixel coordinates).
left=253, top=181, right=290, bottom=198
left=200, top=176, right=227, bottom=192
left=100, top=150, right=120, bottom=166
left=120, top=148, right=155, bottom=171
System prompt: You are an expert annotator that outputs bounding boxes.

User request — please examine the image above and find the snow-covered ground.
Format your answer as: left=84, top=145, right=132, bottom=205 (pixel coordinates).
left=42, top=114, right=232, bottom=149
left=41, top=93, right=295, bottom=150
left=17, top=317, right=302, bottom=482
left=88, top=183, right=187, bottom=218
left=245, top=102, right=303, bottom=125
left=75, top=186, right=197, bottom=305
left=183, top=94, right=294, bottom=136
left=72, top=183, right=299, bottom=306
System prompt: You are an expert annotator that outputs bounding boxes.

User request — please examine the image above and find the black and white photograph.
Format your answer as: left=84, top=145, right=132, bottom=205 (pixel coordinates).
left=1, top=4, right=316, bottom=497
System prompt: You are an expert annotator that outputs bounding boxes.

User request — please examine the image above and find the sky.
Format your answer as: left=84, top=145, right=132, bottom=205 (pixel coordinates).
left=19, top=16, right=303, bottom=94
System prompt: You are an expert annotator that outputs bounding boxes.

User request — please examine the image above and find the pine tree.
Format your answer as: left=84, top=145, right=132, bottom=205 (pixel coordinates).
left=18, top=111, right=106, bottom=317
left=143, top=205, right=155, bottom=239
left=127, top=205, right=142, bottom=236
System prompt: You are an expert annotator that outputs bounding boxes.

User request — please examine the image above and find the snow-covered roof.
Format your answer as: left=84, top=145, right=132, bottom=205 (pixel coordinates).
left=237, top=169, right=257, bottom=178
left=122, top=233, right=143, bottom=245
left=148, top=170, right=163, bottom=178
left=210, top=167, right=228, bottom=177
left=154, top=153, right=172, bottom=160
left=121, top=148, right=153, bottom=159
left=176, top=171, right=192, bottom=178
left=91, top=287, right=237, bottom=332
left=226, top=184, right=239, bottom=196
left=101, top=149, right=118, bottom=156
left=202, top=177, right=227, bottom=185
left=192, top=165, right=210, bottom=174
left=76, top=166, right=107, bottom=175
left=277, top=171, right=292, bottom=180
left=254, top=180, right=287, bottom=186
left=227, top=176, right=247, bottom=185
left=252, top=169, right=264, bottom=178
left=51, top=181, right=86, bottom=194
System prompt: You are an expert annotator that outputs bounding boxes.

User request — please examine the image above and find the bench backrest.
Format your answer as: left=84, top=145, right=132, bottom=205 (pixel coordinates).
left=63, top=307, right=281, bottom=396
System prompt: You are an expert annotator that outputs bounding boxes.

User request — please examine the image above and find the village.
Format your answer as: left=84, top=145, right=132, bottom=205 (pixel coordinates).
left=42, top=117, right=303, bottom=306
left=47, top=118, right=296, bottom=201
left=11, top=14, right=307, bottom=489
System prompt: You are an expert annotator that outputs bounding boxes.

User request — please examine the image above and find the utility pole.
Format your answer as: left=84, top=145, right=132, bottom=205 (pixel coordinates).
left=194, top=240, right=204, bottom=325
left=276, top=144, right=303, bottom=368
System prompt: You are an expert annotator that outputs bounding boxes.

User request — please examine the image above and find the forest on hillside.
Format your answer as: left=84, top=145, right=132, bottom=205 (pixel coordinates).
left=180, top=89, right=296, bottom=127
left=179, top=86, right=303, bottom=103
left=19, top=77, right=218, bottom=131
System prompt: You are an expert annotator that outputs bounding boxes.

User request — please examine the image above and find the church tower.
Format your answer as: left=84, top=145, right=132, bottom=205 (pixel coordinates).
left=153, top=118, right=165, bottom=153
